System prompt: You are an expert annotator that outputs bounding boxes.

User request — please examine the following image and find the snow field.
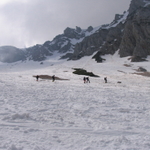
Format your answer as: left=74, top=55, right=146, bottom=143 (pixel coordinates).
left=0, top=54, right=150, bottom=150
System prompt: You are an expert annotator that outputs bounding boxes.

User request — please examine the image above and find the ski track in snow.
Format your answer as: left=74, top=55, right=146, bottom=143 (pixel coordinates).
left=0, top=55, right=150, bottom=150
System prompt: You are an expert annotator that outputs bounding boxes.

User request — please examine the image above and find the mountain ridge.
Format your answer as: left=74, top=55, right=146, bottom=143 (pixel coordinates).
left=0, top=0, right=150, bottom=63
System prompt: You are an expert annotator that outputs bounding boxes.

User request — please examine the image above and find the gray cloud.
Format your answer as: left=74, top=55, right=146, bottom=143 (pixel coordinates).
left=0, top=0, right=131, bottom=48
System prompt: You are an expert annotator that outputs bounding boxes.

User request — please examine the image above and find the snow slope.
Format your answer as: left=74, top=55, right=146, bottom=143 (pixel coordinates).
left=0, top=53, right=150, bottom=150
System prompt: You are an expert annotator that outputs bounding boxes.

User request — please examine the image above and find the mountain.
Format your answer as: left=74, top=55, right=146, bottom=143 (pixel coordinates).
left=0, top=0, right=150, bottom=63
left=72, top=0, right=150, bottom=62
left=119, top=0, right=150, bottom=62
left=0, top=46, right=26, bottom=63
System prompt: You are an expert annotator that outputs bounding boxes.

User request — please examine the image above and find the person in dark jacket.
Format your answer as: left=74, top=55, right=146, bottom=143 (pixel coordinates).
left=83, top=77, right=86, bottom=83
left=104, top=77, right=107, bottom=83
left=36, top=75, right=39, bottom=81
left=86, top=77, right=90, bottom=83
left=52, top=75, right=55, bottom=82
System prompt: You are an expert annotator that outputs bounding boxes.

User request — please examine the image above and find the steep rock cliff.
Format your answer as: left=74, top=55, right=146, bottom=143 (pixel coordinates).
left=119, top=2, right=150, bottom=61
left=71, top=0, right=150, bottom=62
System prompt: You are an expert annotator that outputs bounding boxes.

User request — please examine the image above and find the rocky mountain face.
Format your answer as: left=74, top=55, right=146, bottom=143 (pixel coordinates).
left=72, top=15, right=125, bottom=61
left=0, top=26, right=95, bottom=63
left=71, top=0, right=150, bottom=62
left=0, top=0, right=150, bottom=63
left=119, top=0, right=150, bottom=61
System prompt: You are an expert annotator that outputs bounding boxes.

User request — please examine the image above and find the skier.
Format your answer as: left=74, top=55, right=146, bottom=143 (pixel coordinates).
left=36, top=75, right=39, bottom=81
left=52, top=75, right=55, bottom=82
left=83, top=77, right=86, bottom=83
left=86, top=77, right=90, bottom=83
left=104, top=77, right=107, bottom=83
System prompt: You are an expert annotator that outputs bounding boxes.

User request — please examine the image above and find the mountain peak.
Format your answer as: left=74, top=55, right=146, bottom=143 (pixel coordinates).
left=128, top=0, right=147, bottom=14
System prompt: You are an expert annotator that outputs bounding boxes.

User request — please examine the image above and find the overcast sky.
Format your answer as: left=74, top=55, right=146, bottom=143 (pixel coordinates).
left=0, top=0, right=131, bottom=48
